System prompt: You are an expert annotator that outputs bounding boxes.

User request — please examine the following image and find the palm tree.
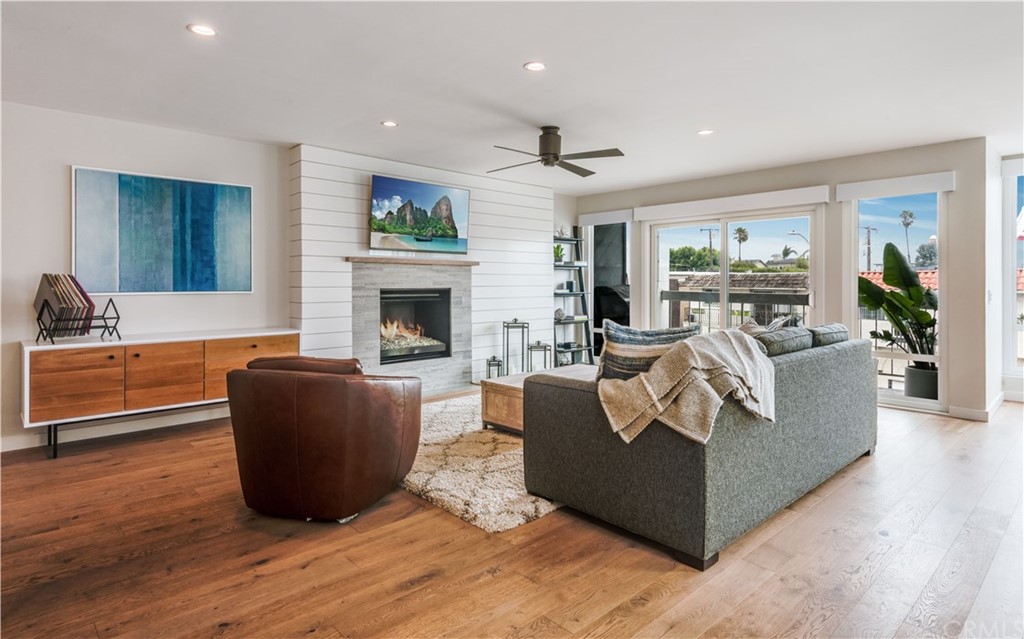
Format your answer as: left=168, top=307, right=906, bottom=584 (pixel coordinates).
left=781, top=245, right=796, bottom=259
left=899, top=210, right=915, bottom=257
left=733, top=227, right=749, bottom=262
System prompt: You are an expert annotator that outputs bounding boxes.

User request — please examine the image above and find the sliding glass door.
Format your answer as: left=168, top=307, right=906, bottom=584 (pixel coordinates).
left=854, top=191, right=941, bottom=404
left=655, top=223, right=720, bottom=331
left=726, top=217, right=811, bottom=328
left=653, top=213, right=813, bottom=333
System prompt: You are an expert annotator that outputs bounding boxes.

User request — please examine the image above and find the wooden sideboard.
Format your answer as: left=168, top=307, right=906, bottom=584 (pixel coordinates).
left=21, top=328, right=299, bottom=455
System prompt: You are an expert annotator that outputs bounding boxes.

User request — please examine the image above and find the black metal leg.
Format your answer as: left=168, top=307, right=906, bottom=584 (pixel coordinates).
left=47, top=424, right=59, bottom=459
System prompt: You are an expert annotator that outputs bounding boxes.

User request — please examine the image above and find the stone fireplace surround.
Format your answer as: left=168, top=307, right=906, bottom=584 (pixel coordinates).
left=349, top=257, right=476, bottom=395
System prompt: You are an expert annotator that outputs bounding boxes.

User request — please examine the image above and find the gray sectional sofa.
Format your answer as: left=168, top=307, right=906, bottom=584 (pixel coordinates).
left=522, top=337, right=877, bottom=570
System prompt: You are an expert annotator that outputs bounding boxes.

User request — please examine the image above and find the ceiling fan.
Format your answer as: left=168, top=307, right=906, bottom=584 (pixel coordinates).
left=488, top=126, right=624, bottom=178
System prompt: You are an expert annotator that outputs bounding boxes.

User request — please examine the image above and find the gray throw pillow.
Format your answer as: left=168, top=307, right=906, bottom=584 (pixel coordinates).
left=809, top=323, right=849, bottom=347
left=597, top=319, right=700, bottom=380
left=755, top=326, right=813, bottom=356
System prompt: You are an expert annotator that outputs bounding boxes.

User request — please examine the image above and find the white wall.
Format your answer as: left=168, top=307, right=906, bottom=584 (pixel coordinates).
left=290, top=145, right=554, bottom=381
left=553, top=194, right=578, bottom=234
left=1, top=103, right=291, bottom=451
left=577, top=138, right=1000, bottom=418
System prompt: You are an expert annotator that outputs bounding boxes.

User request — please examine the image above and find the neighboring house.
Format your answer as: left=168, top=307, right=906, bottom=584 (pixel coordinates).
left=763, top=258, right=801, bottom=269
left=859, top=269, right=940, bottom=291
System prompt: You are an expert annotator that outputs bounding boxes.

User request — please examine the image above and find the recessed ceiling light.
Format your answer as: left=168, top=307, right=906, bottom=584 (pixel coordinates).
left=186, top=24, right=217, bottom=37
left=523, top=61, right=546, bottom=72
left=380, top=120, right=399, bottom=128
left=696, top=129, right=715, bottom=136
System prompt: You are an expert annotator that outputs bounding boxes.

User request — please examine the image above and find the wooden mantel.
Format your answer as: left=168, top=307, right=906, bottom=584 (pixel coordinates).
left=346, top=256, right=480, bottom=267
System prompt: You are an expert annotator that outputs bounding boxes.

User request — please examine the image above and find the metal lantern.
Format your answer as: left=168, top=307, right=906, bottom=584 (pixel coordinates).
left=528, top=341, right=552, bottom=371
left=502, top=318, right=530, bottom=375
left=486, top=356, right=504, bottom=379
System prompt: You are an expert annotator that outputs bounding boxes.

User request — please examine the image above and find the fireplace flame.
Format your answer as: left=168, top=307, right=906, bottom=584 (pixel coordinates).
left=381, top=318, right=424, bottom=340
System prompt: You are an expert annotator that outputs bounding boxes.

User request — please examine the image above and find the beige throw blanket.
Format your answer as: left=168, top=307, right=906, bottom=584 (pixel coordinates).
left=598, top=330, right=775, bottom=444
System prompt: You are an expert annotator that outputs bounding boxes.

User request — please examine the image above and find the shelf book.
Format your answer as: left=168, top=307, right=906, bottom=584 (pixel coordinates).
left=34, top=273, right=120, bottom=343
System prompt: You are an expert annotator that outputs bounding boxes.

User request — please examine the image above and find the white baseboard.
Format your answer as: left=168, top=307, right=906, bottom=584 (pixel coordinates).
left=1003, top=374, right=1024, bottom=403
left=948, top=395, right=1004, bottom=423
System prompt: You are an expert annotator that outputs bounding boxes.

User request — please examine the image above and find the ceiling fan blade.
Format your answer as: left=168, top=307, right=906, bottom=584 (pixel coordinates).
left=556, top=160, right=595, bottom=178
left=487, top=159, right=542, bottom=174
left=559, top=148, right=624, bottom=161
left=494, top=145, right=538, bottom=158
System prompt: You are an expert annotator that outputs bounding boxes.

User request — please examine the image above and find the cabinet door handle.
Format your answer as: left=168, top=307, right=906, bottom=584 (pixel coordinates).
left=251, top=344, right=258, bottom=348
left=107, top=355, right=115, bottom=360
left=133, top=353, right=141, bottom=358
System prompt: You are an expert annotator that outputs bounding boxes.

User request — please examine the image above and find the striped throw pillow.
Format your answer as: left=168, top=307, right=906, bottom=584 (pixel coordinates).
left=597, top=319, right=701, bottom=380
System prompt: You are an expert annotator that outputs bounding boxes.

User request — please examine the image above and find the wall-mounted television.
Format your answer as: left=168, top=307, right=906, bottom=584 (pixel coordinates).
left=369, top=175, right=469, bottom=254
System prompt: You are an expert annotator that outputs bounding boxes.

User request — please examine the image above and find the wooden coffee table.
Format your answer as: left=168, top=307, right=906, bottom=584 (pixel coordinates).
left=480, top=364, right=597, bottom=434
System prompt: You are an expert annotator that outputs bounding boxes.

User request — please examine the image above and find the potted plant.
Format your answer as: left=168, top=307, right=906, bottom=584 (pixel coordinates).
left=553, top=244, right=565, bottom=263
left=858, top=242, right=938, bottom=399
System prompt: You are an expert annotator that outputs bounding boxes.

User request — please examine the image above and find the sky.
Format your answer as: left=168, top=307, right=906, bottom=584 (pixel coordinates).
left=369, top=175, right=469, bottom=231
left=656, top=191, right=941, bottom=271
left=857, top=192, right=938, bottom=270
left=658, top=216, right=811, bottom=264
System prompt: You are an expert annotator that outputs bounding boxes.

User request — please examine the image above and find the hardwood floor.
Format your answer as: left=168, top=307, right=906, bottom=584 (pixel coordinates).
left=2, top=401, right=1021, bottom=638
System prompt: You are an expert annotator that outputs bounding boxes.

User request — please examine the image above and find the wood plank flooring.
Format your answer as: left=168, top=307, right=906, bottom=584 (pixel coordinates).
left=2, top=400, right=1021, bottom=638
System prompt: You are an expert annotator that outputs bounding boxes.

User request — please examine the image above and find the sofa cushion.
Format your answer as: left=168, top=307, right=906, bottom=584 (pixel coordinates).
left=809, top=323, right=849, bottom=347
left=755, top=326, right=813, bottom=356
left=597, top=319, right=700, bottom=380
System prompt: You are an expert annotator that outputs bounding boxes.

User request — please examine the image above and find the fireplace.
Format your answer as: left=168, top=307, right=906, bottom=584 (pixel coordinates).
left=379, top=288, right=452, bottom=364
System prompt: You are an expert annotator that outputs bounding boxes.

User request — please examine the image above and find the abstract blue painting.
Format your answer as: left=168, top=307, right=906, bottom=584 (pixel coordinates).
left=73, top=168, right=252, bottom=293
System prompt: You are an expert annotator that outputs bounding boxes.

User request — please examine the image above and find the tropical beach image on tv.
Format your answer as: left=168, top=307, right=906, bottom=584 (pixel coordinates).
left=369, top=175, right=469, bottom=254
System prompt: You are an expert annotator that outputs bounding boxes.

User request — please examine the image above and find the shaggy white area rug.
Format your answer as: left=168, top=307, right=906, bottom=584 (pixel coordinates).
left=401, top=393, right=561, bottom=533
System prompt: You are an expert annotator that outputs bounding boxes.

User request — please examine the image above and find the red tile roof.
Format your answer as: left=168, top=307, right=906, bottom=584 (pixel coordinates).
left=859, top=270, right=939, bottom=291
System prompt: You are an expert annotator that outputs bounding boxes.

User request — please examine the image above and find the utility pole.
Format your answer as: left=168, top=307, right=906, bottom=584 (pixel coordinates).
left=863, top=226, right=878, bottom=271
left=699, top=227, right=717, bottom=271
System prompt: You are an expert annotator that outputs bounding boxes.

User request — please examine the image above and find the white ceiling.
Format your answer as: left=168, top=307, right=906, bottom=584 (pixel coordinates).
left=3, top=2, right=1022, bottom=197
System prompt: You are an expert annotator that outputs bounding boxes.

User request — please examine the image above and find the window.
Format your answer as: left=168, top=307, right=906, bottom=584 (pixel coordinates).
left=1012, top=174, right=1023, bottom=371
left=838, top=171, right=953, bottom=410
left=999, top=159, right=1022, bottom=390
left=653, top=214, right=813, bottom=333
left=726, top=217, right=811, bottom=329
left=855, top=192, right=940, bottom=401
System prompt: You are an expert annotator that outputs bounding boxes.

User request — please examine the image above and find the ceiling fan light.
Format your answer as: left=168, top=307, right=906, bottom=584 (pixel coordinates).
left=186, top=24, right=217, bottom=37
left=523, top=61, right=546, bottom=72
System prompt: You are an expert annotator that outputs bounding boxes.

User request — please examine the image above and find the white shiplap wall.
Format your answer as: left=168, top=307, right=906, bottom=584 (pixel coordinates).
left=290, top=145, right=555, bottom=382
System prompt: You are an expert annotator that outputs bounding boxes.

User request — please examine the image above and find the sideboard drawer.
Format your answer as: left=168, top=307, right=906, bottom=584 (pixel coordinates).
left=125, top=341, right=205, bottom=411
left=29, top=346, right=125, bottom=422
left=204, top=334, right=299, bottom=399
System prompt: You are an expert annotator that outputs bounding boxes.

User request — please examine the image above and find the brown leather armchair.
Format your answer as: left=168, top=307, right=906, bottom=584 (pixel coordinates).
left=226, top=356, right=421, bottom=522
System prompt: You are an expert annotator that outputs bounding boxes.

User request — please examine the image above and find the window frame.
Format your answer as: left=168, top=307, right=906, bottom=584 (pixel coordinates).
left=642, top=205, right=823, bottom=332
left=1002, top=158, right=1024, bottom=388
left=839, top=173, right=953, bottom=413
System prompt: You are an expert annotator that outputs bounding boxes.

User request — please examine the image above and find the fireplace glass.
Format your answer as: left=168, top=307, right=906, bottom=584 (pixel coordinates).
left=379, top=288, right=452, bottom=364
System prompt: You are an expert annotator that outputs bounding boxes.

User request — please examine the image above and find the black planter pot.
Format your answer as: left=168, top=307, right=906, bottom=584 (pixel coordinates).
left=904, top=365, right=938, bottom=400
